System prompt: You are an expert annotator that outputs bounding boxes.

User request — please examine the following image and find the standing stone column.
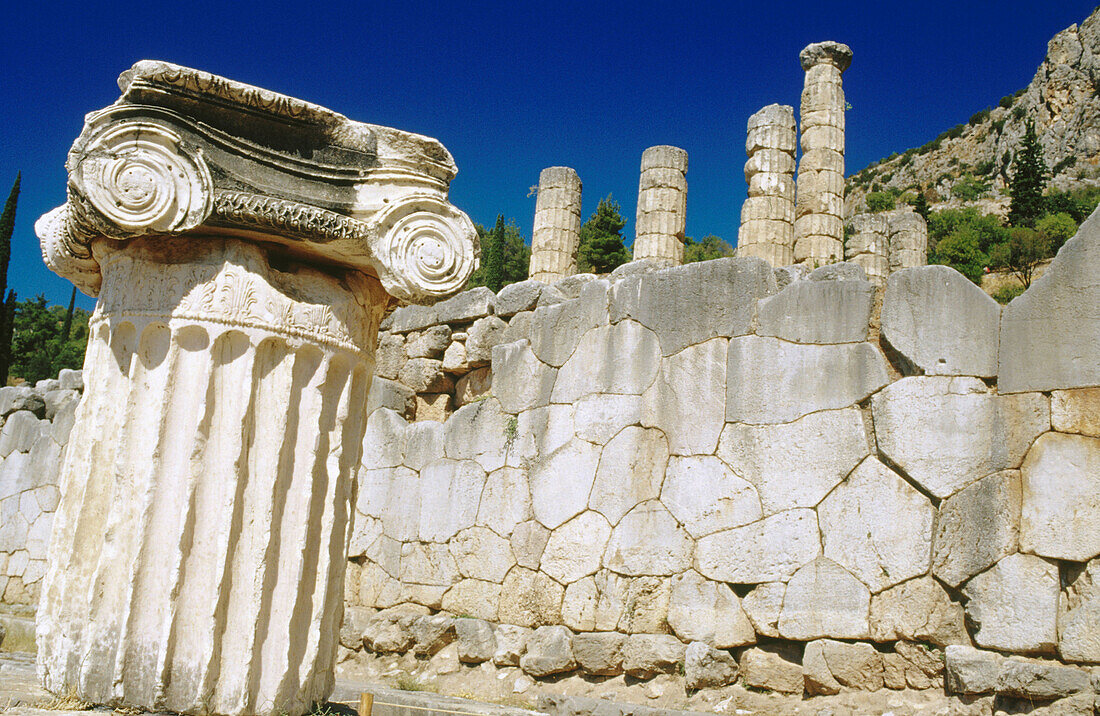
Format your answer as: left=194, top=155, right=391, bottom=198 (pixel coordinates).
left=529, top=166, right=582, bottom=283
left=737, top=104, right=796, bottom=266
left=845, top=213, right=890, bottom=286
left=34, top=62, right=477, bottom=716
left=888, top=209, right=929, bottom=271
left=794, top=41, right=853, bottom=265
left=633, top=145, right=688, bottom=266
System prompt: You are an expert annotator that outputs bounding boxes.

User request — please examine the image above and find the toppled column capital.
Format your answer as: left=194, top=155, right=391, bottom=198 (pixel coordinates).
left=38, top=60, right=479, bottom=304
left=799, top=41, right=853, bottom=72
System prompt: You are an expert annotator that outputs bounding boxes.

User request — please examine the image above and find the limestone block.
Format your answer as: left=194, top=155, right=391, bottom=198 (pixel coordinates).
left=510, top=521, right=550, bottom=569
left=366, top=377, right=415, bottom=419
left=944, top=645, right=1003, bottom=694
left=717, top=408, right=869, bottom=515
left=443, top=398, right=510, bottom=473
left=404, top=420, right=444, bottom=471
left=802, top=640, right=842, bottom=695
left=389, top=304, right=439, bottom=333
left=640, top=338, right=727, bottom=455
left=895, top=641, right=945, bottom=689
left=51, top=397, right=79, bottom=445
left=465, top=315, right=508, bottom=366
left=1058, top=557, right=1100, bottom=663
left=492, top=624, right=532, bottom=666
left=501, top=310, right=534, bottom=345
left=42, top=389, right=79, bottom=421
left=0, top=411, right=45, bottom=457
left=435, top=287, right=495, bottom=324
left=411, top=614, right=457, bottom=656
left=535, top=284, right=567, bottom=307
left=801, top=125, right=845, bottom=153
left=358, top=466, right=419, bottom=542
left=661, top=455, right=761, bottom=538
left=551, top=321, right=661, bottom=402
left=740, top=646, right=804, bottom=694
left=1020, top=432, right=1100, bottom=562
left=667, top=571, right=756, bottom=648
left=455, top=617, right=496, bottom=663
left=375, top=333, right=406, bottom=380
left=869, top=577, right=969, bottom=646
left=441, top=579, right=500, bottom=622
left=57, top=368, right=83, bottom=391
left=996, top=658, right=1094, bottom=700
left=521, top=625, right=576, bottom=676
left=819, top=456, right=934, bottom=593
left=726, top=336, right=889, bottom=424
left=363, top=606, right=425, bottom=652
left=418, top=459, right=486, bottom=542
left=1052, top=387, right=1100, bottom=437
left=621, top=634, right=686, bottom=678
left=872, top=376, right=1029, bottom=498
left=756, top=279, right=872, bottom=344
left=499, top=567, right=563, bottom=627
left=999, top=206, right=1100, bottom=392
left=401, top=542, right=460, bottom=590
left=529, top=439, right=601, bottom=529
left=542, top=511, right=612, bottom=584
left=561, top=577, right=598, bottom=630
left=554, top=273, right=599, bottom=299
left=406, top=325, right=452, bottom=358
left=603, top=500, right=693, bottom=576
left=416, top=393, right=452, bottom=422
left=933, top=470, right=1021, bottom=588
left=685, top=641, right=738, bottom=689
left=998, top=391, right=1051, bottom=468
left=450, top=526, right=514, bottom=582
left=742, top=582, right=785, bottom=638
left=808, top=640, right=884, bottom=692
left=441, top=340, right=467, bottom=373
left=572, top=394, right=644, bottom=445
left=357, top=562, right=402, bottom=609
left=399, top=358, right=454, bottom=393
left=491, top=341, right=556, bottom=414
left=881, top=266, right=1001, bottom=377
left=963, top=552, right=1059, bottom=653
left=589, top=427, right=668, bottom=525
left=476, top=467, right=532, bottom=537
left=611, top=574, right=671, bottom=633
left=495, top=280, right=544, bottom=317
left=609, top=257, right=777, bottom=356
left=573, top=632, right=625, bottom=676
left=0, top=387, right=43, bottom=417
left=528, top=280, right=610, bottom=367
left=695, top=508, right=821, bottom=583
left=507, top=404, right=574, bottom=469
left=454, top=368, right=491, bottom=408
left=778, top=557, right=871, bottom=640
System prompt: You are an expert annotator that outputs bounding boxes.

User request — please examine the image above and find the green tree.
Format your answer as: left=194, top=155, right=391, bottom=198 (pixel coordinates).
left=1007, top=119, right=1048, bottom=227
left=484, top=215, right=506, bottom=292
left=0, top=173, right=20, bottom=384
left=950, top=175, right=989, bottom=201
left=930, top=226, right=987, bottom=284
left=683, top=234, right=734, bottom=263
left=911, top=191, right=930, bottom=221
left=865, top=191, right=896, bottom=213
left=988, top=227, right=1051, bottom=289
left=578, top=195, right=630, bottom=273
left=466, top=218, right=530, bottom=290
left=1035, top=212, right=1077, bottom=253
left=9, top=296, right=91, bottom=384
left=927, top=207, right=1009, bottom=255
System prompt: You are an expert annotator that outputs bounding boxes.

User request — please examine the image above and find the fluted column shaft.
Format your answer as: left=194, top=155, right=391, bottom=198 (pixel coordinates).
left=888, top=209, right=929, bottom=272
left=633, top=146, right=688, bottom=266
left=794, top=42, right=852, bottom=265
left=529, top=167, right=582, bottom=283
left=845, top=213, right=890, bottom=286
left=737, top=104, right=796, bottom=266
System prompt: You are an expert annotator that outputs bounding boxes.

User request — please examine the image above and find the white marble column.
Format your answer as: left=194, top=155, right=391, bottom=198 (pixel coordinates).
left=737, top=104, right=796, bottom=266
left=529, top=166, right=582, bottom=283
left=34, top=61, right=477, bottom=716
left=633, top=145, right=688, bottom=266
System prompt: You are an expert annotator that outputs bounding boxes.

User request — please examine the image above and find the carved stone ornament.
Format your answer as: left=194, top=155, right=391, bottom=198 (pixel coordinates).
left=39, top=60, right=480, bottom=303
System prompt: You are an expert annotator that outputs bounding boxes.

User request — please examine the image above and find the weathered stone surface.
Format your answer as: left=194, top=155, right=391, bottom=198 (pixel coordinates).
left=453, top=368, right=491, bottom=408
left=589, top=427, right=668, bottom=525
left=779, top=557, right=870, bottom=640
left=560, top=576, right=598, bottom=630
left=998, top=391, right=1051, bottom=468
left=440, top=579, right=499, bottom=622
left=999, top=206, right=1100, bottom=393
left=740, top=645, right=804, bottom=694
left=554, top=273, right=598, bottom=299
left=411, top=614, right=456, bottom=656
left=435, top=287, right=495, bottom=324
left=389, top=304, right=439, bottom=333
left=816, top=640, right=884, bottom=691
left=869, top=577, right=969, bottom=646
left=621, top=634, right=686, bottom=678
left=363, top=606, right=426, bottom=652
left=963, top=553, right=1059, bottom=654
left=572, top=632, right=625, bottom=676
left=641, top=338, right=727, bottom=455
left=443, top=398, right=510, bottom=473
left=944, top=645, right=1003, bottom=694
left=441, top=339, right=467, bottom=372
left=667, top=571, right=756, bottom=648
left=406, top=325, right=452, bottom=358
left=552, top=320, right=660, bottom=402
left=358, top=465, right=419, bottom=542
left=418, top=459, right=486, bottom=542
left=492, top=624, right=532, bottom=666
left=1020, top=432, right=1100, bottom=562
left=742, top=582, right=785, bottom=638
left=1059, top=557, right=1100, bottom=663
left=0, top=387, right=43, bottom=418
left=882, top=265, right=1002, bottom=377
left=400, top=541, right=460, bottom=591
left=0, top=412, right=45, bottom=458
left=1052, top=387, right=1100, bottom=437
left=57, top=368, right=83, bottom=392
left=717, top=408, right=868, bottom=515
left=802, top=640, right=842, bottom=695
left=465, top=315, right=508, bottom=365
left=403, top=420, right=444, bottom=471
left=491, top=341, right=556, bottom=414
left=476, top=467, right=531, bottom=538
left=661, top=455, right=761, bottom=538
left=399, top=357, right=454, bottom=393
left=757, top=278, right=872, bottom=343
left=529, top=439, right=601, bottom=530
left=895, top=641, right=944, bottom=690
left=455, top=617, right=496, bottom=663
left=997, top=658, right=1094, bottom=700
left=415, top=393, right=452, bottom=422
left=495, top=280, right=543, bottom=317
left=685, top=641, right=738, bottom=689
left=872, top=376, right=1037, bottom=498
left=933, top=470, right=1021, bottom=588
left=609, top=257, right=777, bottom=355
left=339, top=605, right=374, bottom=650
left=366, top=377, right=415, bottom=419
left=541, top=511, right=612, bottom=584
left=507, top=404, right=574, bottom=469
left=528, top=281, right=609, bottom=367
left=602, top=574, right=671, bottom=633
left=696, top=509, right=820, bottom=583
left=521, top=625, right=576, bottom=676
left=726, top=336, right=889, bottom=424
left=572, top=394, right=643, bottom=444
left=450, top=527, right=514, bottom=582
left=819, top=456, right=933, bottom=592
left=42, top=389, right=79, bottom=421
left=499, top=567, right=563, bottom=627
left=603, top=501, right=693, bottom=576
left=510, top=521, right=550, bottom=570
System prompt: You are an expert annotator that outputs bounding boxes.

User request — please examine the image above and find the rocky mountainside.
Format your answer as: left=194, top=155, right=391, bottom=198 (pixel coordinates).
left=846, top=6, right=1100, bottom=217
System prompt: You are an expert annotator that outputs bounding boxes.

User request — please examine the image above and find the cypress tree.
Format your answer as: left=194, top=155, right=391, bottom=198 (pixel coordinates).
left=578, top=195, right=630, bottom=274
left=1008, top=120, right=1049, bottom=227
left=0, top=174, right=21, bottom=385
left=484, top=214, right=506, bottom=292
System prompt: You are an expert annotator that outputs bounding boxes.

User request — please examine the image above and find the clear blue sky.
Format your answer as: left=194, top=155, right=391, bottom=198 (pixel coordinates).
left=2, top=0, right=1095, bottom=310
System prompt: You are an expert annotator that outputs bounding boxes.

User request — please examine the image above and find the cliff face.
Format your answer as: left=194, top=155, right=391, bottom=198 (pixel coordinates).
left=846, top=7, right=1100, bottom=216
